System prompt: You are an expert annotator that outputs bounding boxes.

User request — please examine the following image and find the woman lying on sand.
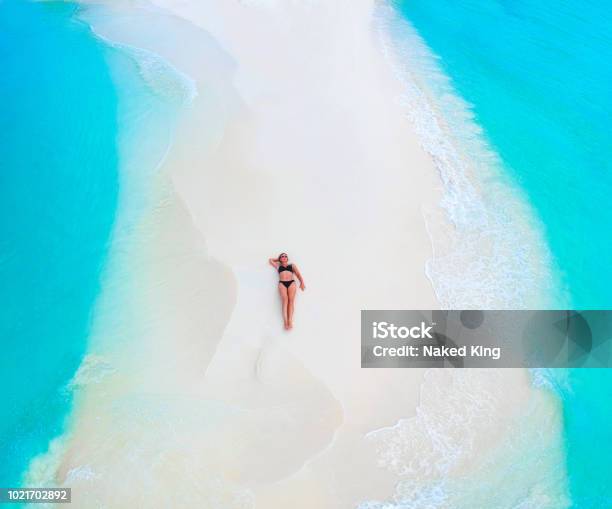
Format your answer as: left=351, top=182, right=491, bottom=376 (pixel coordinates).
left=268, top=253, right=305, bottom=330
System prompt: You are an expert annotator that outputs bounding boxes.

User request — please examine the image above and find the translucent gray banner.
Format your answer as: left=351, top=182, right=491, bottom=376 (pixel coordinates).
left=361, top=310, right=612, bottom=368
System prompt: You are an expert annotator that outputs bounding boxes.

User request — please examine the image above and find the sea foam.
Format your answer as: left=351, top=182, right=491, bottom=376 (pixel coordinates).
left=356, top=5, right=571, bottom=508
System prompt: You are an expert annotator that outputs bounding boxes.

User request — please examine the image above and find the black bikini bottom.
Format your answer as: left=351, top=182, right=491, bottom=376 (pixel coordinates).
left=279, top=280, right=295, bottom=289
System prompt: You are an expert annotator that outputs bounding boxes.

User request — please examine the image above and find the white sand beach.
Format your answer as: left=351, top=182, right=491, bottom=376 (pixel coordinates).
left=24, top=1, right=566, bottom=507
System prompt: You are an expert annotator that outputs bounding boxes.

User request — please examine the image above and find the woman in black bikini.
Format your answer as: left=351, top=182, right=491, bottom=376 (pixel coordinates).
left=268, top=253, right=306, bottom=330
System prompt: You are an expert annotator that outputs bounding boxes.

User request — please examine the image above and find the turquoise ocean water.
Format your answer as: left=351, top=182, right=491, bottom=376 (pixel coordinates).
left=0, top=0, right=185, bottom=488
left=391, top=0, right=612, bottom=507
left=0, top=0, right=119, bottom=486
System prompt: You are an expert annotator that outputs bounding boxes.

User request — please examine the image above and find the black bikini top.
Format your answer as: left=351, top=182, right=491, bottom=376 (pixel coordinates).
left=278, top=263, right=293, bottom=273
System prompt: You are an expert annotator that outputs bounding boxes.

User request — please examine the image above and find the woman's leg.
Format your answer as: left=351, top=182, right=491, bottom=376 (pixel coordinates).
left=287, top=282, right=297, bottom=329
left=278, top=283, right=289, bottom=329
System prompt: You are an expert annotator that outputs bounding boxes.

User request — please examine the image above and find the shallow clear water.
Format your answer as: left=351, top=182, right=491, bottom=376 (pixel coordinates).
left=552, top=368, right=612, bottom=508
left=392, top=0, right=612, bottom=506
left=0, top=0, right=120, bottom=485
left=394, top=0, right=612, bottom=308
left=0, top=0, right=187, bottom=487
